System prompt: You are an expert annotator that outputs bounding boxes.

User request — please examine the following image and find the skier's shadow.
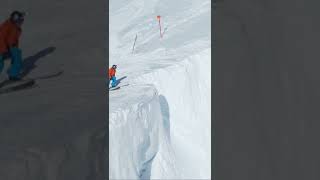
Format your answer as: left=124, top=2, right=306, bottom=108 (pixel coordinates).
left=21, top=47, right=56, bottom=78
left=115, top=76, right=127, bottom=86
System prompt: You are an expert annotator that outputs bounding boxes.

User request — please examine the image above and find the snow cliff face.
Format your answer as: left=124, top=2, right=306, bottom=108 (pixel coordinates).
left=131, top=49, right=211, bottom=179
left=109, top=0, right=211, bottom=179
left=109, top=85, right=161, bottom=179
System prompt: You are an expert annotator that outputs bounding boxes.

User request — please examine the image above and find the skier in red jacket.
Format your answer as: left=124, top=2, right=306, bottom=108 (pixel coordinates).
left=109, top=65, right=117, bottom=87
left=0, top=11, right=25, bottom=81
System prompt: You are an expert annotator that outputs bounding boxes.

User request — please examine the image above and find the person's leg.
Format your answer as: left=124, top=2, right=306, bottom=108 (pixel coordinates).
left=111, top=76, right=117, bottom=87
left=0, top=54, right=4, bottom=75
left=7, top=47, right=22, bottom=78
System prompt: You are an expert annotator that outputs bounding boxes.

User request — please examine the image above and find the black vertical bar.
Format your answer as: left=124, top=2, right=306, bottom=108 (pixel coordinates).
left=106, top=0, right=110, bottom=179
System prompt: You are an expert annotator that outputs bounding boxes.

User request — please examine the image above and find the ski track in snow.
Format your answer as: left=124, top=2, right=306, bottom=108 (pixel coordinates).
left=109, top=0, right=211, bottom=179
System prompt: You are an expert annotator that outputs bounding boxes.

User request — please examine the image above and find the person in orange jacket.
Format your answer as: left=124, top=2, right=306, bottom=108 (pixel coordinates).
left=109, top=64, right=117, bottom=87
left=0, top=11, right=25, bottom=81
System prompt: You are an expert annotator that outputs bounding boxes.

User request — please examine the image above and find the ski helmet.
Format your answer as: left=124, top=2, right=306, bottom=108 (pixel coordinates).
left=10, top=11, right=25, bottom=24
left=112, top=65, right=117, bottom=69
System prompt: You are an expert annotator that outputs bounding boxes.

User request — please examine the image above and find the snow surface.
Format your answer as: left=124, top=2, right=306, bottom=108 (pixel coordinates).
left=109, top=0, right=211, bottom=179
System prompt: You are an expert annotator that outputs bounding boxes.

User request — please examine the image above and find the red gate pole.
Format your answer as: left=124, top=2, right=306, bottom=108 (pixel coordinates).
left=157, top=15, right=162, bottom=38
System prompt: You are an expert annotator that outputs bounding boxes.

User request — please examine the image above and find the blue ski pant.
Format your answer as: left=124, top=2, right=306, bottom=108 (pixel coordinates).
left=110, top=76, right=117, bottom=87
left=0, top=47, right=22, bottom=78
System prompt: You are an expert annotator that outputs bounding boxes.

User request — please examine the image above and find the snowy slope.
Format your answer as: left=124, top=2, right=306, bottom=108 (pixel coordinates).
left=109, top=0, right=211, bottom=179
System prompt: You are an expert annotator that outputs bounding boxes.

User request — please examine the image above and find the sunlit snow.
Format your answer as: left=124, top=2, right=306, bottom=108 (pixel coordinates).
left=109, top=0, right=211, bottom=179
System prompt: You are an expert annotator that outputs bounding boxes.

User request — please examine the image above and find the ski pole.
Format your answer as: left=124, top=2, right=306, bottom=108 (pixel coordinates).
left=132, top=34, right=138, bottom=54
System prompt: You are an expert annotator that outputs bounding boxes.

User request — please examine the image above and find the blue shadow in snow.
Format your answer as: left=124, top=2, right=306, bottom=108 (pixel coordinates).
left=21, top=47, right=56, bottom=78
left=159, top=95, right=171, bottom=141
left=115, top=76, right=127, bottom=86
left=139, top=95, right=170, bottom=179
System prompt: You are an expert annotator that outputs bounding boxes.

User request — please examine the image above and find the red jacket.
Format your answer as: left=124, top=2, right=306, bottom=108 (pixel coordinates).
left=109, top=67, right=116, bottom=79
left=0, top=19, right=22, bottom=54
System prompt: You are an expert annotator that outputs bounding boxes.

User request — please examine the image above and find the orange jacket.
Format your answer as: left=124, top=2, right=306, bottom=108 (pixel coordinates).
left=109, top=67, right=116, bottom=79
left=0, top=19, right=22, bottom=54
